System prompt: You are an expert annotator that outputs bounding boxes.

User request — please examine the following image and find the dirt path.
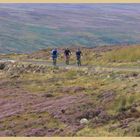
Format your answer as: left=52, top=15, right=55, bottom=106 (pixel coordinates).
left=19, top=59, right=140, bottom=72
left=0, top=59, right=140, bottom=72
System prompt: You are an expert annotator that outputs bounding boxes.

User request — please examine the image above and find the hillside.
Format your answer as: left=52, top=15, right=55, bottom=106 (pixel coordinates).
left=0, top=4, right=140, bottom=53
left=21, top=45, right=140, bottom=67
left=0, top=46, right=140, bottom=136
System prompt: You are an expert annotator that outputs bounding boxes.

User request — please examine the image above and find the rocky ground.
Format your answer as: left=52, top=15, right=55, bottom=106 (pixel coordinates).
left=0, top=45, right=140, bottom=136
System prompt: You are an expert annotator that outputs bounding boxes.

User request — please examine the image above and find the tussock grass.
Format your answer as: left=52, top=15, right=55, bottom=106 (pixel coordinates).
left=103, top=45, right=140, bottom=62
left=76, top=124, right=124, bottom=136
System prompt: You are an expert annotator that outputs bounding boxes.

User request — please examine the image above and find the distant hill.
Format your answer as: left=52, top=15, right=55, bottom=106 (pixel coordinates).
left=0, top=4, right=140, bottom=53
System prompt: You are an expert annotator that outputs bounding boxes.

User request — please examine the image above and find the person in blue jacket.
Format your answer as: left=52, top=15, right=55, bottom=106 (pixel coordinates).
left=51, top=48, right=59, bottom=66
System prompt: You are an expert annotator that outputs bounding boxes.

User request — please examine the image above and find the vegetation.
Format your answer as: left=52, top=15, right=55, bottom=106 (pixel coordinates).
left=0, top=45, right=140, bottom=136
left=103, top=45, right=140, bottom=62
left=0, top=4, right=140, bottom=53
left=25, top=45, right=140, bottom=67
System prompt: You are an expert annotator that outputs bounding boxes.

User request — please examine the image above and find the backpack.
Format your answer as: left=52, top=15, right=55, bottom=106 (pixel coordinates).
left=52, top=50, right=57, bottom=56
left=76, top=51, right=81, bottom=56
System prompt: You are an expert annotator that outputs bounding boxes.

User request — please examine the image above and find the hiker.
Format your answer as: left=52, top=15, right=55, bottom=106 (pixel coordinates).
left=76, top=48, right=82, bottom=66
left=51, top=48, right=58, bottom=66
left=64, top=48, right=71, bottom=65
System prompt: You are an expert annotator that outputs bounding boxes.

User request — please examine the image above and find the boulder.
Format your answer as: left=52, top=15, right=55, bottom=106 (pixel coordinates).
left=80, top=118, right=89, bottom=125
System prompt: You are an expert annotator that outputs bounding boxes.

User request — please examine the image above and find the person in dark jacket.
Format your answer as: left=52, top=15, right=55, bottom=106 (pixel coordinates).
left=76, top=48, right=82, bottom=66
left=64, top=48, right=71, bottom=65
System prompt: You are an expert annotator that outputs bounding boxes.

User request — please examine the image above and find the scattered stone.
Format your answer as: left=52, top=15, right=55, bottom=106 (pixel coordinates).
left=1, top=62, right=48, bottom=77
left=80, top=118, right=89, bottom=125
left=0, top=63, right=6, bottom=70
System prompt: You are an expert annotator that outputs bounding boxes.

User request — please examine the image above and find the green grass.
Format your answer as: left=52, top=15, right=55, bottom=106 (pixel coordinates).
left=103, top=45, right=140, bottom=62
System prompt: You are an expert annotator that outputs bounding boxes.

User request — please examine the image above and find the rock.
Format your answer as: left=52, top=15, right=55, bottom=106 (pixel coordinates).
left=80, top=118, right=89, bottom=125
left=2, top=62, right=48, bottom=77
left=0, top=63, right=5, bottom=70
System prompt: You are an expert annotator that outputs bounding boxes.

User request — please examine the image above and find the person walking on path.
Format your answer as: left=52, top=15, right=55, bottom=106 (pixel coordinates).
left=76, top=48, right=82, bottom=66
left=64, top=48, right=71, bottom=65
left=51, top=48, right=59, bottom=66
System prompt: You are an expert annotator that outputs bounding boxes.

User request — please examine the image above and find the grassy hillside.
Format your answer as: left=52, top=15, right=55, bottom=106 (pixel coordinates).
left=0, top=59, right=140, bottom=136
left=103, top=46, right=140, bottom=62
left=24, top=45, right=140, bottom=67
left=0, top=45, right=140, bottom=136
left=0, top=4, right=140, bottom=53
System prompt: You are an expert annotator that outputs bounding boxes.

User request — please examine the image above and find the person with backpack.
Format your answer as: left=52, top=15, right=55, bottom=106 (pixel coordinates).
left=76, top=48, right=82, bottom=66
left=64, top=48, right=71, bottom=65
left=51, top=48, right=58, bottom=66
